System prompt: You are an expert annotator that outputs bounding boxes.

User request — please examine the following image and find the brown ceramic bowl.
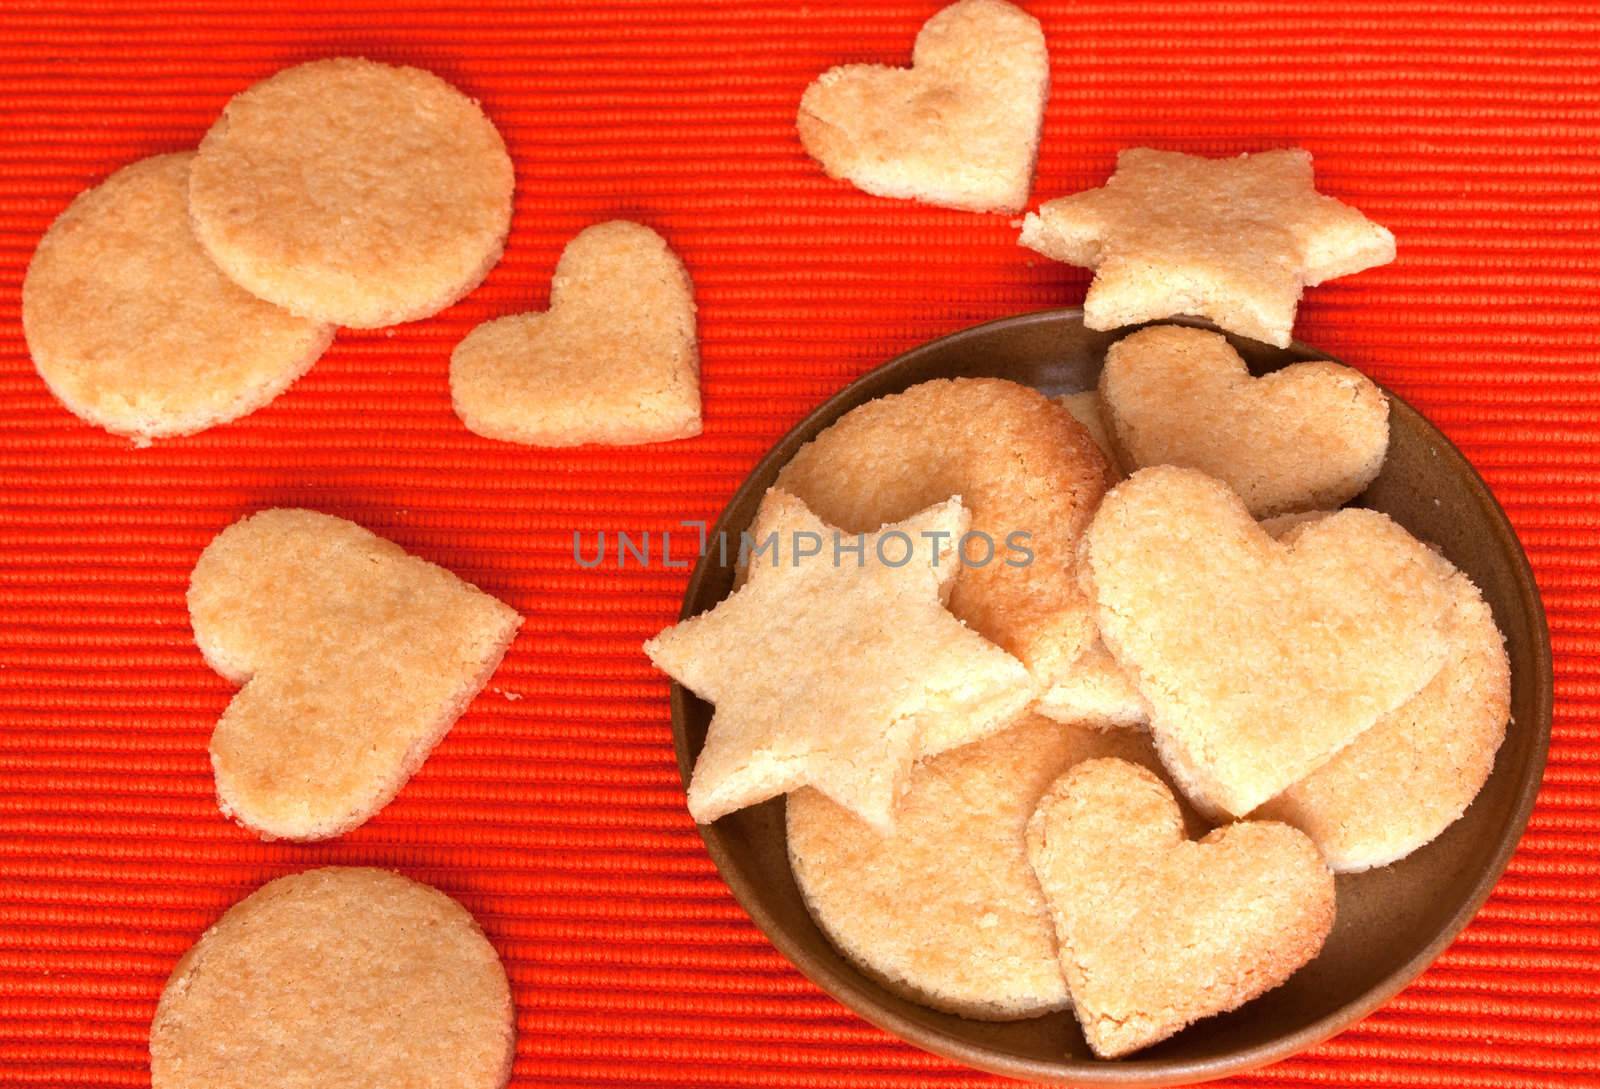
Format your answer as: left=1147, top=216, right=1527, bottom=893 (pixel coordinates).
left=668, top=309, right=1553, bottom=1086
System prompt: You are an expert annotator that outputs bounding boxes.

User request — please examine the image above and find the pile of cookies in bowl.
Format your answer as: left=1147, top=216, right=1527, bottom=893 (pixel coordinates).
left=650, top=26, right=1514, bottom=1052
left=636, top=0, right=1540, bottom=1072
left=649, top=315, right=1513, bottom=1059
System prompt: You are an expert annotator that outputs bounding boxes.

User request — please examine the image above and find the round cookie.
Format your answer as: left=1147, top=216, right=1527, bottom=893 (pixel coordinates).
left=786, top=714, right=1180, bottom=1020
left=22, top=153, right=333, bottom=442
left=189, top=58, right=514, bottom=328
left=150, top=867, right=514, bottom=1089
left=1254, top=560, right=1510, bottom=872
left=775, top=378, right=1112, bottom=686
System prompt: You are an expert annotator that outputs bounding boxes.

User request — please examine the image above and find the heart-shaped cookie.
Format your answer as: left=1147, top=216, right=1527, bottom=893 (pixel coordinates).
left=450, top=220, right=700, bottom=447
left=1035, top=493, right=1341, bottom=731
left=1100, top=325, right=1390, bottom=517
left=787, top=715, right=1188, bottom=1021
left=1085, top=466, right=1457, bottom=818
left=188, top=509, right=522, bottom=840
left=1254, top=553, right=1511, bottom=872
left=796, top=0, right=1049, bottom=214
left=1027, top=758, right=1335, bottom=1058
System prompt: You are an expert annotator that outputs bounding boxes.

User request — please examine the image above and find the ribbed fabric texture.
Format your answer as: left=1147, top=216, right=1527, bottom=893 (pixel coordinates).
left=0, top=1, right=1596, bottom=1085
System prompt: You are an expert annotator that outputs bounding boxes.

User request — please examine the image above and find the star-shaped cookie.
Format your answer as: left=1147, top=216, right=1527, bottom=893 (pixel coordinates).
left=646, top=490, right=1036, bottom=831
left=1020, top=148, right=1395, bottom=347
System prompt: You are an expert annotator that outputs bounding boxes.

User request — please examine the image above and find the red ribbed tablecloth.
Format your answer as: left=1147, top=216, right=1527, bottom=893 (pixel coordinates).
left=1, top=1, right=1596, bottom=1086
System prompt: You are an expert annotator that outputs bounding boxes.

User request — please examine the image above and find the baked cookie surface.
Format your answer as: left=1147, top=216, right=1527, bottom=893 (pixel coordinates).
left=1033, top=642, right=1147, bottom=729
left=1027, top=759, right=1334, bottom=1058
left=189, top=57, right=514, bottom=328
left=798, top=0, right=1048, bottom=213
left=787, top=715, right=1173, bottom=1020
left=188, top=509, right=521, bottom=840
left=1256, top=558, right=1510, bottom=871
left=775, top=377, right=1111, bottom=689
left=1100, top=325, right=1389, bottom=516
left=1084, top=466, right=1457, bottom=817
left=150, top=867, right=514, bottom=1089
left=451, top=220, right=700, bottom=446
left=1020, top=148, right=1395, bottom=347
left=1054, top=390, right=1119, bottom=472
left=22, top=153, right=333, bottom=442
left=1037, top=390, right=1149, bottom=726
left=646, top=490, right=1036, bottom=831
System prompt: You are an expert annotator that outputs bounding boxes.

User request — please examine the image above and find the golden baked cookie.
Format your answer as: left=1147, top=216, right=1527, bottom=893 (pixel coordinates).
left=1054, top=390, right=1120, bottom=474
left=150, top=867, right=514, bottom=1089
left=1033, top=642, right=1146, bottom=729
left=1028, top=759, right=1334, bottom=1058
left=22, top=153, right=332, bottom=443
left=788, top=715, right=1178, bottom=1020
left=1258, top=508, right=1336, bottom=538
left=1084, top=466, right=1457, bottom=818
left=797, top=0, right=1048, bottom=213
left=189, top=58, right=514, bottom=328
left=1100, top=325, right=1389, bottom=517
left=1032, top=391, right=1147, bottom=726
left=645, top=490, right=1036, bottom=831
left=188, top=509, right=521, bottom=840
left=775, top=377, right=1111, bottom=690
left=1255, top=556, right=1510, bottom=871
left=1020, top=148, right=1395, bottom=347
left=451, top=221, right=700, bottom=446
left=1038, top=508, right=1343, bottom=730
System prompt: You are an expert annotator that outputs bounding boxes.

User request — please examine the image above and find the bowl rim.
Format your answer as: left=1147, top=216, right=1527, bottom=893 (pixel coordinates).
left=668, top=307, right=1555, bottom=1086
